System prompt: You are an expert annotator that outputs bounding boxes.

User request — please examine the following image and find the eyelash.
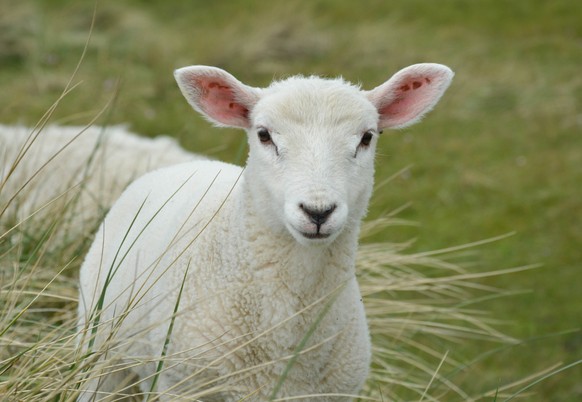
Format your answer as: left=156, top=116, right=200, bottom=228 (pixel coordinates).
left=353, top=130, right=377, bottom=158
left=257, top=128, right=376, bottom=158
left=257, top=127, right=279, bottom=156
left=257, top=127, right=272, bottom=144
left=359, top=130, right=373, bottom=147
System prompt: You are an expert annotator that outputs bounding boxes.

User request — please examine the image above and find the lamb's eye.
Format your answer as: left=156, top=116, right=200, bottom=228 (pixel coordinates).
left=360, top=131, right=373, bottom=147
left=257, top=128, right=272, bottom=144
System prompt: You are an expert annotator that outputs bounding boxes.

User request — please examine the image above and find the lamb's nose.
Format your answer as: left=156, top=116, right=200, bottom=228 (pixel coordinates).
left=299, top=204, right=337, bottom=226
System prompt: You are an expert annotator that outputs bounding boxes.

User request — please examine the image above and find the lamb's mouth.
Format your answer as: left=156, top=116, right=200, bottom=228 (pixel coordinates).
left=300, top=232, right=331, bottom=240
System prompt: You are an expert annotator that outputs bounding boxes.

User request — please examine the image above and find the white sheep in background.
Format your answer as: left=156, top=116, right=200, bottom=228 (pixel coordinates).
left=77, top=63, right=453, bottom=401
left=0, top=125, right=200, bottom=241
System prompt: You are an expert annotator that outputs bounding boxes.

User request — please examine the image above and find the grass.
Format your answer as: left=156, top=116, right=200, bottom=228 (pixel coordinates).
left=1, top=125, right=527, bottom=401
left=1, top=0, right=580, bottom=400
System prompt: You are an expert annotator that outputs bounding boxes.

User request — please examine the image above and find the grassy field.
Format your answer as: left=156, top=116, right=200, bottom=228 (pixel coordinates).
left=1, top=0, right=581, bottom=400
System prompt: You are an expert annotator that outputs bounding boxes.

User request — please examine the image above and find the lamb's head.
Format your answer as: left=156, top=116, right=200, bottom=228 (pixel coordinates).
left=175, top=64, right=453, bottom=246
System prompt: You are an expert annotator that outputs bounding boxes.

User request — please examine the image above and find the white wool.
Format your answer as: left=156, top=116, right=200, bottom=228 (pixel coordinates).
left=0, top=124, right=200, bottom=240
left=77, top=63, right=453, bottom=401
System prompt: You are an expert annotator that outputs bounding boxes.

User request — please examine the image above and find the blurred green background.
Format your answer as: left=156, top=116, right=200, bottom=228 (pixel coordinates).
left=1, top=0, right=580, bottom=400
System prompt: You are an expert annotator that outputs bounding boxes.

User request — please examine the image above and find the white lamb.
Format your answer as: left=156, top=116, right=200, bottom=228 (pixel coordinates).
left=0, top=125, right=200, bottom=241
left=77, top=63, right=453, bottom=401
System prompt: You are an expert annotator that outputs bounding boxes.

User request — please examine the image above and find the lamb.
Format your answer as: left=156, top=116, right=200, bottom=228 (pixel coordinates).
left=0, top=124, right=200, bottom=241
left=77, top=63, right=453, bottom=401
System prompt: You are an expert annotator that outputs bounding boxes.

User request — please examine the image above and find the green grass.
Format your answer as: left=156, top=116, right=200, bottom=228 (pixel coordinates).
left=1, top=0, right=580, bottom=400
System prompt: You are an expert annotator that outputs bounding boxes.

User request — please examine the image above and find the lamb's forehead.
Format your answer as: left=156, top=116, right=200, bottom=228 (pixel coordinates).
left=252, top=76, right=378, bottom=130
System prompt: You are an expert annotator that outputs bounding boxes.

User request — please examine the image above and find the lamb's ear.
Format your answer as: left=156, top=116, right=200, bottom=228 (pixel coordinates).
left=365, top=63, right=454, bottom=129
left=174, top=66, right=261, bottom=129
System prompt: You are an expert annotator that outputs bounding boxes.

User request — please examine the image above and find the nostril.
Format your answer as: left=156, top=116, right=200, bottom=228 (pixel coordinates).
left=299, top=204, right=337, bottom=226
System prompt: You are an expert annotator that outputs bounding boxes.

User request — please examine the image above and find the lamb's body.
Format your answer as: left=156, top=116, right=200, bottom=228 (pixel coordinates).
left=78, top=64, right=453, bottom=400
left=80, top=160, right=369, bottom=400
left=0, top=124, right=199, bottom=239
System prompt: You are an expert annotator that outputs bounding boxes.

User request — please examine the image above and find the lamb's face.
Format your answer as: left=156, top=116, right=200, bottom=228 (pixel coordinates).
left=245, top=79, right=379, bottom=246
left=174, top=64, right=453, bottom=246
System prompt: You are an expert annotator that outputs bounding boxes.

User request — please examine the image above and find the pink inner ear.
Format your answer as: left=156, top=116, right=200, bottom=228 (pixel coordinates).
left=197, top=77, right=249, bottom=127
left=379, top=75, right=437, bottom=127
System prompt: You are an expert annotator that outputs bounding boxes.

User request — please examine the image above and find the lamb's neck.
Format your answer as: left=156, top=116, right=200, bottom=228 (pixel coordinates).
left=235, top=184, right=360, bottom=300
left=281, top=238, right=358, bottom=298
